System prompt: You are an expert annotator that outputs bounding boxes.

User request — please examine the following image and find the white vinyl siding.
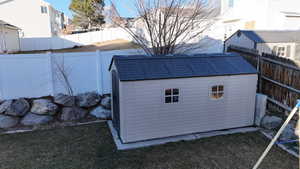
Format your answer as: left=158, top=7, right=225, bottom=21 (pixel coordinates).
left=119, top=74, right=257, bottom=143
left=225, top=32, right=255, bottom=52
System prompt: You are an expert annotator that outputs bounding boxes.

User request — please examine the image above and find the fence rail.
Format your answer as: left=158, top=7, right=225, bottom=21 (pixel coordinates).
left=228, top=46, right=300, bottom=112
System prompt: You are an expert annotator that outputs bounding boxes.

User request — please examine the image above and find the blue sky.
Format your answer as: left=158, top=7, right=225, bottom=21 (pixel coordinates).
left=45, top=0, right=137, bottom=18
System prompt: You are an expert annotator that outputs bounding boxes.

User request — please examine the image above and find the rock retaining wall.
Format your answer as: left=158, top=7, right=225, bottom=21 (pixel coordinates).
left=0, top=92, right=111, bottom=130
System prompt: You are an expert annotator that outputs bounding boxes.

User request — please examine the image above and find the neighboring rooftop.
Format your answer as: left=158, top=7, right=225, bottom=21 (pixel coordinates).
left=0, top=20, right=20, bottom=30
left=237, top=30, right=300, bottom=43
left=110, top=53, right=257, bottom=81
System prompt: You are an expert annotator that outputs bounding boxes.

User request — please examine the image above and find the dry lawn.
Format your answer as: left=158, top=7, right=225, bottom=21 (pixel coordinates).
left=16, top=39, right=140, bottom=54
left=0, top=123, right=297, bottom=169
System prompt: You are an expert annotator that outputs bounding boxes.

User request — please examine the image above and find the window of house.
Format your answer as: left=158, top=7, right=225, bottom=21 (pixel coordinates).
left=210, top=85, right=224, bottom=99
left=165, top=88, right=179, bottom=103
left=272, top=46, right=289, bottom=57
left=272, top=46, right=278, bottom=55
left=41, top=6, right=48, bottom=14
left=229, top=0, right=234, bottom=8
left=277, top=47, right=286, bottom=57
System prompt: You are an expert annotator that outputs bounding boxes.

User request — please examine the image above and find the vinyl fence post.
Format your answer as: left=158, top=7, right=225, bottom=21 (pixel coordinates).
left=96, top=50, right=103, bottom=95
left=47, top=52, right=55, bottom=96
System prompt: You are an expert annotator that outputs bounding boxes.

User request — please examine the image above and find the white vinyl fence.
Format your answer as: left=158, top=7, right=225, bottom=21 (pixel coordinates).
left=20, top=28, right=133, bottom=51
left=0, top=49, right=143, bottom=100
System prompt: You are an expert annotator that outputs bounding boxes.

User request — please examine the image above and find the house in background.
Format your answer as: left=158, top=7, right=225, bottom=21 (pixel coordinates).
left=225, top=30, right=300, bottom=61
left=219, top=0, right=300, bottom=37
left=203, top=0, right=300, bottom=53
left=109, top=53, right=257, bottom=143
left=0, top=0, right=70, bottom=38
left=0, top=20, right=20, bottom=53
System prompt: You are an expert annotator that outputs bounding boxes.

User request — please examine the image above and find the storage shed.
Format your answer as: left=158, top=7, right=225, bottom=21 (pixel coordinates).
left=109, top=53, right=258, bottom=143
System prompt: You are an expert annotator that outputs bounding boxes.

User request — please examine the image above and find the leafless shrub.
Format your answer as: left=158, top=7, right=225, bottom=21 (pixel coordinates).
left=53, top=57, right=74, bottom=96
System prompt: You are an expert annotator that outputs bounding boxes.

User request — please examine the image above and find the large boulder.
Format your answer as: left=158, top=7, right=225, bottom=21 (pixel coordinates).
left=61, top=107, right=88, bottom=121
left=21, top=113, right=53, bottom=126
left=0, top=100, right=13, bottom=114
left=31, top=99, right=58, bottom=115
left=279, top=124, right=297, bottom=141
left=101, top=96, right=111, bottom=110
left=261, top=116, right=283, bottom=130
left=54, top=93, right=76, bottom=107
left=0, top=115, right=19, bottom=128
left=76, top=92, right=100, bottom=108
left=5, top=98, right=30, bottom=117
left=90, top=106, right=112, bottom=119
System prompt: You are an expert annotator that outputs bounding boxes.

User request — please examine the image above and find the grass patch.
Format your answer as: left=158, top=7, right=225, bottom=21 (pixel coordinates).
left=0, top=123, right=297, bottom=169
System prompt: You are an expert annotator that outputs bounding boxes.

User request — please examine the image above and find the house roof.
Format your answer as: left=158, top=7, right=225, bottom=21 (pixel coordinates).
left=0, top=20, right=20, bottom=30
left=238, top=30, right=300, bottom=43
left=109, top=53, right=257, bottom=81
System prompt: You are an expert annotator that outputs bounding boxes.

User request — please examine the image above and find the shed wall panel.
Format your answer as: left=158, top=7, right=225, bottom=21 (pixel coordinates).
left=120, top=75, right=257, bottom=143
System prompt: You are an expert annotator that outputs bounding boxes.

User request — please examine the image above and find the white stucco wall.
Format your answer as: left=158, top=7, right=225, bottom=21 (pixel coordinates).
left=118, top=74, right=257, bottom=143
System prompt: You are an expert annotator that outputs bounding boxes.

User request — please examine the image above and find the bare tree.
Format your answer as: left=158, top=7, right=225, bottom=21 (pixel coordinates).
left=109, top=0, right=218, bottom=56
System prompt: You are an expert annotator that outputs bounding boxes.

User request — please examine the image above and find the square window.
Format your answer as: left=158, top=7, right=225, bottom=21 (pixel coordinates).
left=211, top=85, right=224, bottom=99
left=164, top=88, right=179, bottom=103
left=165, top=97, right=172, bottom=103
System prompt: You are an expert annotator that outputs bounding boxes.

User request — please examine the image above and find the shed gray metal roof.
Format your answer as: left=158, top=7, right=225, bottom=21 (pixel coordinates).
left=110, top=53, right=257, bottom=81
left=238, top=30, right=300, bottom=43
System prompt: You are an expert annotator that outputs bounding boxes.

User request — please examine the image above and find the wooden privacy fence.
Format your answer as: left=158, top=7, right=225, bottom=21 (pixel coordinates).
left=228, top=45, right=300, bottom=112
